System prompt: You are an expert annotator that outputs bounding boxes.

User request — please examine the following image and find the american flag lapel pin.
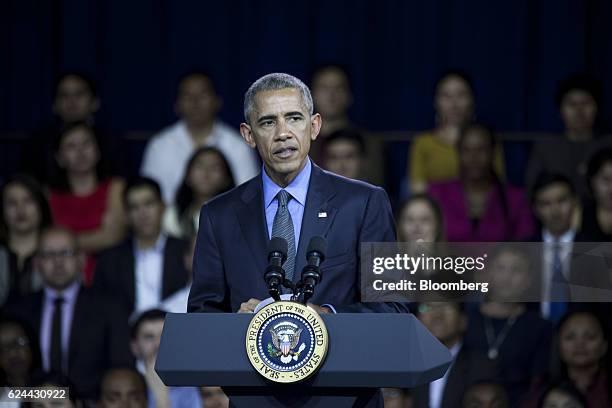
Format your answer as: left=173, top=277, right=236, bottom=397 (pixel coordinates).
left=318, top=211, right=327, bottom=218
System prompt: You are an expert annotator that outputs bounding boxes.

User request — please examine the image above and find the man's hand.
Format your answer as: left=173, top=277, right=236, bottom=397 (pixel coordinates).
left=238, top=298, right=261, bottom=313
left=307, top=303, right=332, bottom=314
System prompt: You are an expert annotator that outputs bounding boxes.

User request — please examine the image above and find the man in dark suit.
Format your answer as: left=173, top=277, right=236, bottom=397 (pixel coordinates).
left=188, top=72, right=406, bottom=314
left=411, top=302, right=498, bottom=408
left=7, top=227, right=132, bottom=401
left=94, top=177, right=189, bottom=315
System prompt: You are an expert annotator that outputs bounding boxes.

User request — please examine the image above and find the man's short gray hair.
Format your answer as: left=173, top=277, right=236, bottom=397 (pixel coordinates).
left=243, top=73, right=314, bottom=123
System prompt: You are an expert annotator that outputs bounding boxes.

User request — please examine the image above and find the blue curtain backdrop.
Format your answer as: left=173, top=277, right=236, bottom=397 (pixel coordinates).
left=1, top=0, right=611, bottom=133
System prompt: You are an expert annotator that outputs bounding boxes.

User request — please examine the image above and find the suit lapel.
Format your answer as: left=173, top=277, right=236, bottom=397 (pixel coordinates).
left=68, top=287, right=85, bottom=372
left=235, top=177, right=269, bottom=275
left=161, top=238, right=186, bottom=298
left=294, top=165, right=337, bottom=281
left=125, top=243, right=136, bottom=311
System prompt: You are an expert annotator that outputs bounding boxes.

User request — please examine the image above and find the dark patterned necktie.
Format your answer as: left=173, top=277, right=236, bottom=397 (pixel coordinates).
left=272, top=190, right=296, bottom=281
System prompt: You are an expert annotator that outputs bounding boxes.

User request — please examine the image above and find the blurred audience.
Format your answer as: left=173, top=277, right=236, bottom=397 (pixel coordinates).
left=98, top=367, right=148, bottom=408
left=320, top=128, right=366, bottom=181
left=396, top=194, right=445, bottom=243
left=409, top=71, right=504, bottom=194
left=93, top=177, right=189, bottom=316
left=537, top=382, right=589, bottom=408
left=48, top=122, right=126, bottom=284
left=412, top=302, right=498, bottom=408
left=428, top=123, right=533, bottom=241
left=580, top=148, right=612, bottom=241
left=310, top=64, right=354, bottom=139
left=159, top=233, right=195, bottom=313
left=163, top=146, right=235, bottom=239
left=6, top=227, right=132, bottom=400
left=526, top=74, right=605, bottom=197
left=200, top=387, right=229, bottom=408
left=462, top=382, right=510, bottom=408
left=141, top=71, right=257, bottom=203
left=130, top=309, right=201, bottom=408
left=0, top=175, right=52, bottom=307
left=26, top=371, right=80, bottom=408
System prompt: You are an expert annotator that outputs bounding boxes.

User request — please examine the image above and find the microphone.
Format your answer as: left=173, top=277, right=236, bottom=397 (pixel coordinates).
left=264, top=237, right=288, bottom=301
left=300, top=236, right=326, bottom=303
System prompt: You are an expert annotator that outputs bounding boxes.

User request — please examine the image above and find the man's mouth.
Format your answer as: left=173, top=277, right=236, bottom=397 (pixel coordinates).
left=273, top=146, right=298, bottom=159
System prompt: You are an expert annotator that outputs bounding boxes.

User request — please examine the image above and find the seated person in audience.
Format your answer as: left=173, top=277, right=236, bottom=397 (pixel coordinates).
left=163, top=146, right=235, bottom=239
left=141, top=71, right=258, bottom=203
left=412, top=302, right=498, bottom=408
left=320, top=128, right=366, bottom=181
left=130, top=309, right=201, bottom=408
left=428, top=123, right=533, bottom=241
left=465, top=246, right=553, bottom=406
left=396, top=194, right=445, bottom=243
left=98, top=367, right=148, bottom=408
left=48, top=122, right=126, bottom=284
left=0, top=317, right=42, bottom=406
left=94, top=177, right=189, bottom=316
left=526, top=74, right=605, bottom=198
left=581, top=148, right=612, bottom=241
left=537, top=382, right=589, bottom=408
left=159, top=233, right=195, bottom=313
left=28, top=372, right=80, bottom=408
left=1, top=175, right=52, bottom=307
left=409, top=71, right=504, bottom=194
left=201, top=387, right=229, bottom=408
left=462, top=382, right=510, bottom=408
left=310, top=64, right=354, bottom=140
left=6, top=227, right=132, bottom=401
left=22, top=72, right=101, bottom=185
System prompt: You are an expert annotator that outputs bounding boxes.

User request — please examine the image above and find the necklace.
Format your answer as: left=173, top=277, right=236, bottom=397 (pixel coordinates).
left=484, top=314, right=518, bottom=360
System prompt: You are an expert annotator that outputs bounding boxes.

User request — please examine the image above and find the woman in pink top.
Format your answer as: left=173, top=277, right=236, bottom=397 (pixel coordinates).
left=428, top=123, right=534, bottom=242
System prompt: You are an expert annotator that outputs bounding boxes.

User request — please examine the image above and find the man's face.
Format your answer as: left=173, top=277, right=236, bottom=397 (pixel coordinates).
left=176, top=75, right=220, bottom=127
left=126, top=187, right=164, bottom=241
left=53, top=75, right=98, bottom=123
left=323, top=139, right=363, bottom=179
left=100, top=370, right=147, bottom=408
left=240, top=88, right=321, bottom=185
left=312, top=68, right=352, bottom=119
left=560, top=89, right=597, bottom=134
left=459, top=129, right=493, bottom=181
left=418, top=302, right=466, bottom=346
left=36, top=230, right=83, bottom=290
left=131, top=319, right=164, bottom=362
left=534, top=182, right=575, bottom=236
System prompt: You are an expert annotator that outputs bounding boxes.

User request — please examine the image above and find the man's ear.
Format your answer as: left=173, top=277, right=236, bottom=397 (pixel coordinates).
left=310, top=113, right=322, bottom=141
left=240, top=123, right=257, bottom=149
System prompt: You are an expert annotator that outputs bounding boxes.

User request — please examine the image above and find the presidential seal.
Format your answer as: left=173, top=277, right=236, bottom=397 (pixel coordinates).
left=245, top=301, right=328, bottom=383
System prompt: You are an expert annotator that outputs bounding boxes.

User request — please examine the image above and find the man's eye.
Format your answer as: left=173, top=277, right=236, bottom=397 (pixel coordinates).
left=261, top=120, right=274, bottom=127
left=289, top=116, right=302, bottom=122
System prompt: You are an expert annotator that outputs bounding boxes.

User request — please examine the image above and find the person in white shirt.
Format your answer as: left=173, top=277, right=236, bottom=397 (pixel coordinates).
left=141, top=72, right=258, bottom=203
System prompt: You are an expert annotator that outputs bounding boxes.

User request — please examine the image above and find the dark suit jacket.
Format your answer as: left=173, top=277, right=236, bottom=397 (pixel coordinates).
left=7, top=286, right=133, bottom=399
left=412, top=346, right=498, bottom=408
left=188, top=163, right=407, bottom=313
left=93, top=236, right=189, bottom=314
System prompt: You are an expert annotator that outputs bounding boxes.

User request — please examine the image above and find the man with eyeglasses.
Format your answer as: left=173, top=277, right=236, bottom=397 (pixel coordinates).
left=6, top=226, right=132, bottom=402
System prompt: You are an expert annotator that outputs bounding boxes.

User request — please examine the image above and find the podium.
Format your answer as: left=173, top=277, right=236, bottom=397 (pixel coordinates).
left=156, top=312, right=452, bottom=407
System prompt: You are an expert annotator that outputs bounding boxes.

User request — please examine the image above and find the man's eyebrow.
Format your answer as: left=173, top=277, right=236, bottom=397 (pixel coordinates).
left=284, top=111, right=305, bottom=117
left=257, top=114, right=277, bottom=123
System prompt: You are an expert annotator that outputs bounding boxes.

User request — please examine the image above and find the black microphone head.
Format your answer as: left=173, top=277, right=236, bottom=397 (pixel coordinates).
left=306, top=236, right=326, bottom=261
left=269, top=237, right=288, bottom=258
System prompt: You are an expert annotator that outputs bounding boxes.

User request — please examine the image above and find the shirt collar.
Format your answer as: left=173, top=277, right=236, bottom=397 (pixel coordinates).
left=263, top=158, right=311, bottom=209
left=133, top=233, right=167, bottom=254
left=44, top=280, right=80, bottom=303
left=543, top=229, right=575, bottom=243
left=178, top=120, right=222, bottom=145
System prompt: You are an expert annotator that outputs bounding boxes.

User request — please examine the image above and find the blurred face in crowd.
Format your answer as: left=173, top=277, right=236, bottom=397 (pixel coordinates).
left=435, top=74, right=474, bottom=127
left=459, top=127, right=495, bottom=182
left=559, top=313, right=607, bottom=370
left=487, top=250, right=532, bottom=301
left=534, top=182, right=576, bottom=237
left=560, top=89, right=597, bottom=136
left=31, top=385, right=75, bottom=408
left=99, top=369, right=147, bottom=408
left=322, top=139, right=363, bottom=179
left=240, top=88, right=321, bottom=186
left=398, top=199, right=439, bottom=242
left=176, top=74, right=220, bottom=128
left=36, top=229, right=83, bottom=291
left=126, top=186, right=165, bottom=242
left=131, top=318, right=164, bottom=362
left=201, top=387, right=229, bottom=408
left=0, top=322, right=32, bottom=382
left=56, top=125, right=100, bottom=175
left=187, top=150, right=232, bottom=199
left=541, top=389, right=585, bottom=408
left=591, top=161, right=612, bottom=210
left=53, top=75, right=99, bottom=123
left=462, top=383, right=509, bottom=408
left=312, top=67, right=352, bottom=120
left=418, top=303, right=466, bottom=348
left=2, top=182, right=41, bottom=235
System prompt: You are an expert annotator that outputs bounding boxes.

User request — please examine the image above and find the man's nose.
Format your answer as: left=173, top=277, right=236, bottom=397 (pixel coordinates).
left=275, top=119, right=292, bottom=140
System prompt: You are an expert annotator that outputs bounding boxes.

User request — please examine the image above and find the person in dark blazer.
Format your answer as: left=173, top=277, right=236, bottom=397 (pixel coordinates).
left=94, top=177, right=188, bottom=316
left=187, top=73, right=406, bottom=315
left=411, top=302, right=498, bottom=408
left=6, top=227, right=132, bottom=401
